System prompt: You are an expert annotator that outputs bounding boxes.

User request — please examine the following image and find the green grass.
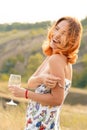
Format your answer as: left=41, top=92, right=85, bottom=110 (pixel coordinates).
left=60, top=105, right=87, bottom=130
left=0, top=103, right=26, bottom=130
left=0, top=82, right=87, bottom=130
left=0, top=103, right=87, bottom=130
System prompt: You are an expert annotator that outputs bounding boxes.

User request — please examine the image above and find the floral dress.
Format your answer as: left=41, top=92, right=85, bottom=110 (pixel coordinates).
left=24, top=79, right=71, bottom=130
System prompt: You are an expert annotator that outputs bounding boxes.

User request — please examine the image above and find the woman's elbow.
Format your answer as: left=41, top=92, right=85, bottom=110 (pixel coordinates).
left=53, top=97, right=64, bottom=106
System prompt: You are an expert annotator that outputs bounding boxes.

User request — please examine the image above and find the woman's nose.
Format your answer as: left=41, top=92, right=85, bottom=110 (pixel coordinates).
left=54, top=32, right=60, bottom=39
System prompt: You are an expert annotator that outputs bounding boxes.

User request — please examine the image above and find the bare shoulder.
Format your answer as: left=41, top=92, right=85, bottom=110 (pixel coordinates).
left=48, top=54, right=66, bottom=79
left=48, top=54, right=66, bottom=88
left=49, top=54, right=67, bottom=67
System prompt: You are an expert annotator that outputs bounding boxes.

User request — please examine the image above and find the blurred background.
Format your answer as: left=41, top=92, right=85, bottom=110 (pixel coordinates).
left=0, top=0, right=87, bottom=130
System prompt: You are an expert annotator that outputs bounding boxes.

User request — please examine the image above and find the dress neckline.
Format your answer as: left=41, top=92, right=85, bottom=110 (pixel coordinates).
left=65, top=78, right=71, bottom=83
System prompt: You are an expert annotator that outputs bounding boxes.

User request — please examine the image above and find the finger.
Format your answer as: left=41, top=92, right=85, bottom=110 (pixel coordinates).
left=48, top=77, right=61, bottom=82
left=47, top=79, right=58, bottom=85
left=47, top=84, right=56, bottom=88
left=46, top=81, right=54, bottom=86
left=46, top=82, right=57, bottom=88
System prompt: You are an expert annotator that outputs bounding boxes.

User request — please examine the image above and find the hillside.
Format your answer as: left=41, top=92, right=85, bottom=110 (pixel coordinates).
left=0, top=29, right=46, bottom=71
left=0, top=19, right=87, bottom=130
left=0, top=18, right=87, bottom=85
left=0, top=26, right=86, bottom=67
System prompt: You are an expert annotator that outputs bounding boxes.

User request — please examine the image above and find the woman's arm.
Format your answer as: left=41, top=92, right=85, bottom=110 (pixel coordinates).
left=9, top=54, right=66, bottom=106
left=28, top=54, right=66, bottom=106
left=27, top=57, right=49, bottom=89
left=28, top=73, right=60, bottom=90
left=27, top=76, right=42, bottom=90
left=27, top=56, right=60, bottom=89
left=8, top=86, right=64, bottom=106
left=26, top=88, right=64, bottom=106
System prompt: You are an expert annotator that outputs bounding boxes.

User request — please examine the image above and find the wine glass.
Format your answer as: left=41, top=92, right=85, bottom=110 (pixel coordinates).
left=6, top=74, right=21, bottom=106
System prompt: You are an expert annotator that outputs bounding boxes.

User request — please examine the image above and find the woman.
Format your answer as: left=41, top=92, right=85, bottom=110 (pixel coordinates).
left=9, top=16, right=82, bottom=130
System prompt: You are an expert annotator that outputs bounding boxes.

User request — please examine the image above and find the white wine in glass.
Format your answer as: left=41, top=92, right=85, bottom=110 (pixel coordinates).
left=6, top=74, right=21, bottom=106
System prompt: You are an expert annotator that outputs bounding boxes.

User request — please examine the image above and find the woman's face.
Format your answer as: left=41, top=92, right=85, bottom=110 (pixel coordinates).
left=50, top=20, right=69, bottom=49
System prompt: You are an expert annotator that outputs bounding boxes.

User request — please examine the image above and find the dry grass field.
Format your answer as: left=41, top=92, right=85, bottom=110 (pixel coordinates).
left=0, top=82, right=87, bottom=130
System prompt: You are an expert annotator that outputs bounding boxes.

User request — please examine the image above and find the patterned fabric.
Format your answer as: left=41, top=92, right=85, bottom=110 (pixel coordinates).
left=24, top=79, right=71, bottom=130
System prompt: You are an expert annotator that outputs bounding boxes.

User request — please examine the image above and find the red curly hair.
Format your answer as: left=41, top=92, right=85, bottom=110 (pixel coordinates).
left=42, top=16, right=83, bottom=64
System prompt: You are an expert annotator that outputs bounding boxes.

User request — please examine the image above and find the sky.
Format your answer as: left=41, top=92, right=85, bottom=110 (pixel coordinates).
left=0, top=0, right=87, bottom=24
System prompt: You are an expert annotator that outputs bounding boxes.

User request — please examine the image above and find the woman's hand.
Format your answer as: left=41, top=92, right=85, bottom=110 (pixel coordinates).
left=8, top=86, right=26, bottom=98
left=40, top=74, right=61, bottom=88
